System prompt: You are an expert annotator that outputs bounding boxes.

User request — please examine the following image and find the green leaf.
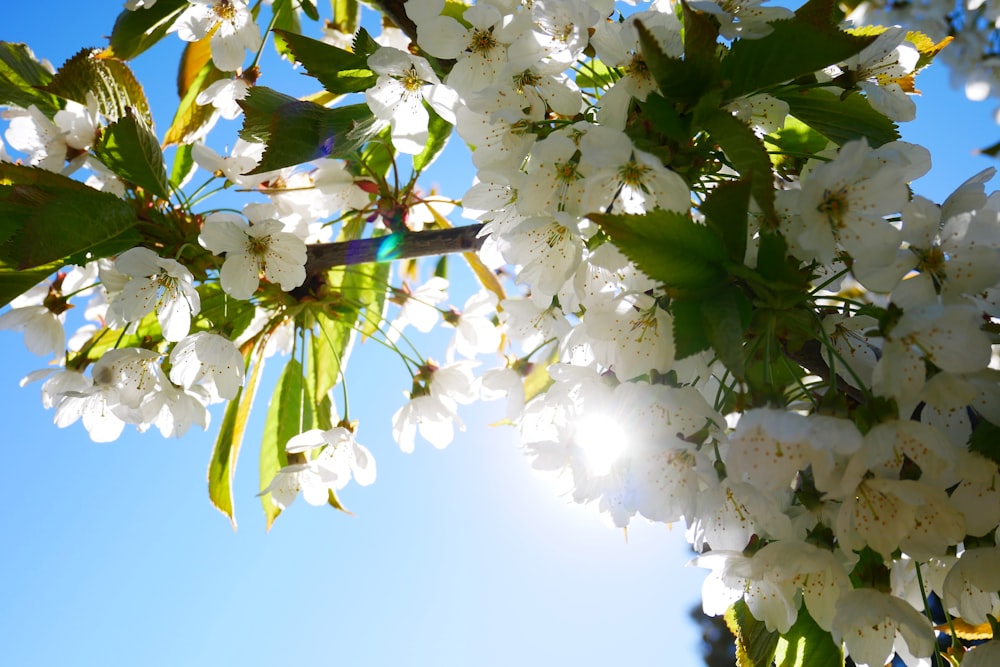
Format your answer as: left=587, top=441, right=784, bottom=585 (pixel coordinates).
left=272, top=29, right=376, bottom=95
left=340, top=259, right=391, bottom=340
left=239, top=88, right=376, bottom=172
left=208, top=344, right=263, bottom=529
left=193, top=282, right=257, bottom=340
left=352, top=28, right=381, bottom=61
left=107, top=0, right=188, bottom=60
left=774, top=605, right=843, bottom=667
left=72, top=310, right=162, bottom=364
left=271, top=0, right=303, bottom=62
left=574, top=58, right=617, bottom=91
left=170, top=143, right=196, bottom=188
left=0, top=42, right=61, bottom=116
left=671, top=298, right=710, bottom=359
left=701, top=178, right=751, bottom=262
left=260, top=357, right=314, bottom=529
left=765, top=115, right=831, bottom=175
left=0, top=164, right=137, bottom=285
left=969, top=417, right=1000, bottom=467
left=0, top=260, right=63, bottom=309
left=238, top=86, right=299, bottom=142
left=721, top=0, right=873, bottom=101
left=755, top=231, right=809, bottom=288
left=702, top=285, right=751, bottom=380
left=309, top=308, right=356, bottom=401
left=636, top=20, right=708, bottom=108
left=775, top=86, right=900, bottom=148
left=591, top=209, right=728, bottom=292
left=634, top=92, right=691, bottom=143
left=680, top=0, right=722, bottom=81
left=44, top=49, right=152, bottom=125
left=725, top=598, right=780, bottom=667
left=93, top=107, right=170, bottom=198
left=701, top=109, right=777, bottom=225
left=412, top=104, right=452, bottom=172
left=300, top=0, right=320, bottom=21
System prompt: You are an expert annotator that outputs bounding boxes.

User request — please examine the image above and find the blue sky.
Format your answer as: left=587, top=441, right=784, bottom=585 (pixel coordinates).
left=2, top=2, right=999, bottom=666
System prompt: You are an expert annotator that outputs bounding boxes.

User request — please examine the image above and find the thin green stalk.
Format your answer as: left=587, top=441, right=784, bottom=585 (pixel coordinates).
left=914, top=561, right=948, bottom=667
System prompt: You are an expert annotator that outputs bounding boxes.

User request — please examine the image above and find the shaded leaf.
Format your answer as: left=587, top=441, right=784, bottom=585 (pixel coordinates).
left=93, top=107, right=170, bottom=198
left=701, top=109, right=777, bottom=225
left=45, top=49, right=152, bottom=124
left=701, top=178, right=751, bottom=262
left=591, top=209, right=728, bottom=292
left=0, top=164, right=137, bottom=278
left=0, top=41, right=61, bottom=116
left=636, top=20, right=708, bottom=108
left=721, top=0, right=873, bottom=101
left=238, top=87, right=376, bottom=172
left=0, top=260, right=63, bottom=309
left=680, top=0, right=722, bottom=83
left=272, top=29, right=376, bottom=95
left=352, top=28, right=381, bottom=61
left=775, top=86, right=899, bottom=147
left=969, top=418, right=1000, bottom=466
left=671, top=298, right=710, bottom=359
left=107, top=0, right=188, bottom=61
left=702, top=285, right=751, bottom=380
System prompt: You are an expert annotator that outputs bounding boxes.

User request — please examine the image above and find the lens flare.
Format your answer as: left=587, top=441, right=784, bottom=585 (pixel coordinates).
left=575, top=413, right=628, bottom=477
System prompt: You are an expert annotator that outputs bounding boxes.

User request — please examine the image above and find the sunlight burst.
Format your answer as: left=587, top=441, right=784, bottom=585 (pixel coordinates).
left=575, top=413, right=629, bottom=477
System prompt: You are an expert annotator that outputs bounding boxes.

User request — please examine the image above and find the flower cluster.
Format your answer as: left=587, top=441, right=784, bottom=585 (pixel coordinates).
left=2, top=0, right=1000, bottom=664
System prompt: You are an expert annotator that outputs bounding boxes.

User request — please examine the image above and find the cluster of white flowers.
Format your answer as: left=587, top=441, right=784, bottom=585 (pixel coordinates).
left=850, top=0, right=1000, bottom=125
left=3, top=0, right=1000, bottom=663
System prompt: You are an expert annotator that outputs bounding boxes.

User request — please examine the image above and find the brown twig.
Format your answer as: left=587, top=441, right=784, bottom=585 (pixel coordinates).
left=304, top=223, right=486, bottom=276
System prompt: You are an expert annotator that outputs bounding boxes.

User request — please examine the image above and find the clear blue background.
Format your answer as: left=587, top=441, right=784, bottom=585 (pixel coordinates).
left=1, top=2, right=997, bottom=666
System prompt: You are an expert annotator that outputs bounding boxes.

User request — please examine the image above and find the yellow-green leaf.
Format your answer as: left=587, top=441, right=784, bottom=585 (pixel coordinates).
left=208, top=344, right=265, bottom=529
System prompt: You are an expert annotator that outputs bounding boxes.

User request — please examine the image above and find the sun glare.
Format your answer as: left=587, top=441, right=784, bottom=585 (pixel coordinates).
left=575, top=413, right=629, bottom=477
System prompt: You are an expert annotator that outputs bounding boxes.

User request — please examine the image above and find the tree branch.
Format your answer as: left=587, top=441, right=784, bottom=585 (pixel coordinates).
left=305, top=223, right=486, bottom=275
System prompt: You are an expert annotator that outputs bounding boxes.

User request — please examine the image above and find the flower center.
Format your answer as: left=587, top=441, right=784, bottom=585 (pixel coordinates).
left=469, top=28, right=497, bottom=56
left=619, top=159, right=648, bottom=188
left=513, top=70, right=541, bottom=94
left=555, top=161, right=579, bottom=183
left=246, top=234, right=271, bottom=258
left=400, top=65, right=424, bottom=93
left=625, top=53, right=650, bottom=81
left=213, top=0, right=237, bottom=22
left=818, top=187, right=849, bottom=228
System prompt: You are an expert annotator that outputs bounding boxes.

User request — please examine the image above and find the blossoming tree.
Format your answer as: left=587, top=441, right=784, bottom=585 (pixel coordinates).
left=2, top=0, right=1000, bottom=664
